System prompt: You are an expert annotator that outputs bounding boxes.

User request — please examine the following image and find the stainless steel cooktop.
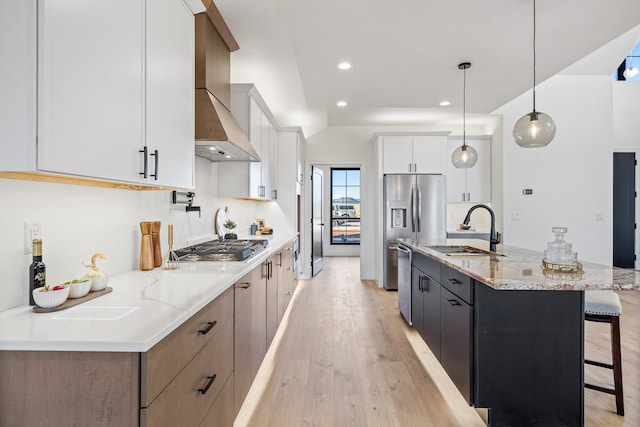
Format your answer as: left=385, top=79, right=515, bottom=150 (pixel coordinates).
left=174, top=239, right=268, bottom=262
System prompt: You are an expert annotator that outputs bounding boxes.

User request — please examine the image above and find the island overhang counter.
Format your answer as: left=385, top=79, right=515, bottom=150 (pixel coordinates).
left=398, top=238, right=639, bottom=427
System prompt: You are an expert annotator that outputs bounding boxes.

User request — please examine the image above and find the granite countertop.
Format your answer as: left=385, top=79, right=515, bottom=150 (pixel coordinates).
left=0, top=233, right=297, bottom=352
left=399, top=238, right=640, bottom=292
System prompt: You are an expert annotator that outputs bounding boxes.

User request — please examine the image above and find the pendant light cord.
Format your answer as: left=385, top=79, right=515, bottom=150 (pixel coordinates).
left=463, top=65, right=466, bottom=147
left=532, top=0, right=537, bottom=112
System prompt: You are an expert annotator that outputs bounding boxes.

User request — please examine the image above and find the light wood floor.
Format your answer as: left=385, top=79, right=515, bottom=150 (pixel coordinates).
left=236, top=257, right=639, bottom=427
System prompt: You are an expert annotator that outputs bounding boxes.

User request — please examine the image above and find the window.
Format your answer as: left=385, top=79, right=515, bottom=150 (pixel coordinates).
left=330, top=168, right=360, bottom=244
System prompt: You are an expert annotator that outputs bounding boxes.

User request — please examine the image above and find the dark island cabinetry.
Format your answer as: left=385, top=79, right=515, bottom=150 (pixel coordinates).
left=411, top=250, right=584, bottom=426
left=411, top=258, right=441, bottom=358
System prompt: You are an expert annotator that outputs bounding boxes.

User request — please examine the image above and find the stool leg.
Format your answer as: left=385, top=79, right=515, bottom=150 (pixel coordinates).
left=611, top=316, right=624, bottom=416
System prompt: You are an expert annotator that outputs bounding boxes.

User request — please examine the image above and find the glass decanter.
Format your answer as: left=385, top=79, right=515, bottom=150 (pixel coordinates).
left=544, top=227, right=577, bottom=266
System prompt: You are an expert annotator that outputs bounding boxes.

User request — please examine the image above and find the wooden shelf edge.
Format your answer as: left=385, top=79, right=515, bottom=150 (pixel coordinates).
left=0, top=172, right=174, bottom=191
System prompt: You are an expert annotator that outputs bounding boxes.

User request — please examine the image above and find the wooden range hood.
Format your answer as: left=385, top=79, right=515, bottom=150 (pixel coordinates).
left=194, top=2, right=259, bottom=162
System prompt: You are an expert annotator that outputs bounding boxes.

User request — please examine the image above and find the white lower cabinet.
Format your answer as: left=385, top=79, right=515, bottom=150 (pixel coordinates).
left=446, top=137, right=491, bottom=203
left=0, top=0, right=194, bottom=189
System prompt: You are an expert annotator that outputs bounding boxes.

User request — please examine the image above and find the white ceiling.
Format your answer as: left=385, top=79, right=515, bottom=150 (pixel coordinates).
left=214, top=0, right=640, bottom=137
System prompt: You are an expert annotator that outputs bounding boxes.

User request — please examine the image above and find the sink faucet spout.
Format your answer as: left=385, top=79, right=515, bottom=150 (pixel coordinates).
left=462, top=204, right=500, bottom=252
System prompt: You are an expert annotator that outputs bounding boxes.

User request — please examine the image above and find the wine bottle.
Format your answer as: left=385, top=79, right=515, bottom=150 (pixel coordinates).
left=29, top=239, right=46, bottom=306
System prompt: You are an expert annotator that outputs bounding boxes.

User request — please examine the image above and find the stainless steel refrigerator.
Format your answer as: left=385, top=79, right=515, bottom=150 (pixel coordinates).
left=383, top=174, right=446, bottom=292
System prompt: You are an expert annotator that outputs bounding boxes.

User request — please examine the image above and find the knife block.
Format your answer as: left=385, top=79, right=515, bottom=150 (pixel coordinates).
left=140, top=222, right=154, bottom=271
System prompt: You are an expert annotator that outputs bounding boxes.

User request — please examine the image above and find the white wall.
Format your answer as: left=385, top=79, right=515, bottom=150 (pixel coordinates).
left=612, top=81, right=640, bottom=148
left=302, top=127, right=376, bottom=280
left=301, top=125, right=492, bottom=284
left=495, top=75, right=615, bottom=264
left=0, top=157, right=294, bottom=311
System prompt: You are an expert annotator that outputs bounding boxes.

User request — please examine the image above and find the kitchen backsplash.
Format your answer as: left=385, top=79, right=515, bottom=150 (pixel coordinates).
left=0, top=157, right=294, bottom=311
left=447, top=203, right=493, bottom=231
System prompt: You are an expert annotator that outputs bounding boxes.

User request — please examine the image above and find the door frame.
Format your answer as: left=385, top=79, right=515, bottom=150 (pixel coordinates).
left=610, top=147, right=640, bottom=269
left=311, top=165, right=324, bottom=276
left=301, top=161, right=365, bottom=279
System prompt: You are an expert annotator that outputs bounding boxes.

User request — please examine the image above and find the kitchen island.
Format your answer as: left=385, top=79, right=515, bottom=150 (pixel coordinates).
left=399, top=238, right=639, bottom=427
left=0, top=233, right=298, bottom=427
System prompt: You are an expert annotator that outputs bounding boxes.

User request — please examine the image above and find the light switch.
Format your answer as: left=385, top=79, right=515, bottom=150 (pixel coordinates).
left=511, top=212, right=521, bottom=221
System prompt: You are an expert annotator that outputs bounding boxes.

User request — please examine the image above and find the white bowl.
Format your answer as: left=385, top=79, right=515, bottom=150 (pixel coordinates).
left=33, top=285, right=69, bottom=308
left=89, top=276, right=109, bottom=292
left=63, top=279, right=92, bottom=299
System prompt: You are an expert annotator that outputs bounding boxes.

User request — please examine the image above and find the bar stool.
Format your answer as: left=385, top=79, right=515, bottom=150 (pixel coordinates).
left=584, top=290, right=624, bottom=416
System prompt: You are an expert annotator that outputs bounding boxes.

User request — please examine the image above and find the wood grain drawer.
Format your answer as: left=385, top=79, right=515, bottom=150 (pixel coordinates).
left=199, top=372, right=235, bottom=427
left=141, top=286, right=234, bottom=406
left=140, top=317, right=234, bottom=427
left=282, top=241, right=294, bottom=261
left=440, top=264, right=473, bottom=305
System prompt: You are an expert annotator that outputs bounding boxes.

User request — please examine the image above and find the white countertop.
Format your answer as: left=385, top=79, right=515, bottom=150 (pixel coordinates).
left=0, top=233, right=297, bottom=352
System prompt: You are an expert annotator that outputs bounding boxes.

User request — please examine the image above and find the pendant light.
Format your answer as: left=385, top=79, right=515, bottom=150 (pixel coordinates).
left=623, top=56, right=639, bottom=79
left=451, top=62, right=478, bottom=169
left=513, top=0, right=556, bottom=148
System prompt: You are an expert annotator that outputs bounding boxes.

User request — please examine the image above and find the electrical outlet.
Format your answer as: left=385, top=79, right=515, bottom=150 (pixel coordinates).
left=511, top=212, right=521, bottom=221
left=24, top=223, right=42, bottom=254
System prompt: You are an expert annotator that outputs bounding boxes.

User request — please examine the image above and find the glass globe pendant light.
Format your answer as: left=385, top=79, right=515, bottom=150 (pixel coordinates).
left=513, top=0, right=556, bottom=148
left=451, top=62, right=478, bottom=168
left=623, top=56, right=639, bottom=79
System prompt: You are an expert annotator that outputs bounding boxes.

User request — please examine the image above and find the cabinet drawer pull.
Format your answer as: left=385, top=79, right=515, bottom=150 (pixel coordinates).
left=139, top=146, right=148, bottom=178
left=285, top=291, right=292, bottom=296
left=240, top=282, right=251, bottom=289
left=447, top=298, right=462, bottom=306
left=198, top=374, right=217, bottom=395
left=446, top=278, right=462, bottom=285
left=198, top=320, right=217, bottom=335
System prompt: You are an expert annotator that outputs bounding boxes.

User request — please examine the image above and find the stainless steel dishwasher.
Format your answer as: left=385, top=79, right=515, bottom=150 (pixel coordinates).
left=397, top=243, right=412, bottom=324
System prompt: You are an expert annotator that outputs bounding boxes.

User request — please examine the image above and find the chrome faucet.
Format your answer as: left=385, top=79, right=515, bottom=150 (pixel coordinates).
left=463, top=204, right=501, bottom=252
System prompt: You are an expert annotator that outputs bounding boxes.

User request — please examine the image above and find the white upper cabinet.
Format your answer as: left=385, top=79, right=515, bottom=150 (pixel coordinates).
left=220, top=85, right=277, bottom=200
left=269, top=123, right=279, bottom=199
left=278, top=128, right=304, bottom=224
left=0, top=0, right=194, bottom=189
left=445, top=138, right=492, bottom=203
left=382, top=135, right=445, bottom=174
left=37, top=0, right=144, bottom=182
left=145, top=0, right=195, bottom=189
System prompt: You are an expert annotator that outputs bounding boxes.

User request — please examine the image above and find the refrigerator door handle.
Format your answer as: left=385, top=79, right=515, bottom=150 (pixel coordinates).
left=416, top=185, right=422, bottom=232
left=410, top=184, right=416, bottom=232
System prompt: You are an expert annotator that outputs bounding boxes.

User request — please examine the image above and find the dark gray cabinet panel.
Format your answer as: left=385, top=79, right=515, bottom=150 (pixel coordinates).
left=412, top=263, right=441, bottom=359
left=411, top=266, right=426, bottom=338
left=440, top=264, right=473, bottom=305
left=440, top=286, right=472, bottom=403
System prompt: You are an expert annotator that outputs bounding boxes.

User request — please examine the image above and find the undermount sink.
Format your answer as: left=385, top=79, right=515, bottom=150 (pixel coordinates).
left=427, top=245, right=505, bottom=257
left=52, top=306, right=138, bottom=321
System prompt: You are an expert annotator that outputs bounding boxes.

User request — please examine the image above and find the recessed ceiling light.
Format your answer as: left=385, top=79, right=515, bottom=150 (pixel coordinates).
left=337, top=62, right=352, bottom=70
left=337, top=100, right=348, bottom=107
left=439, top=101, right=451, bottom=106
